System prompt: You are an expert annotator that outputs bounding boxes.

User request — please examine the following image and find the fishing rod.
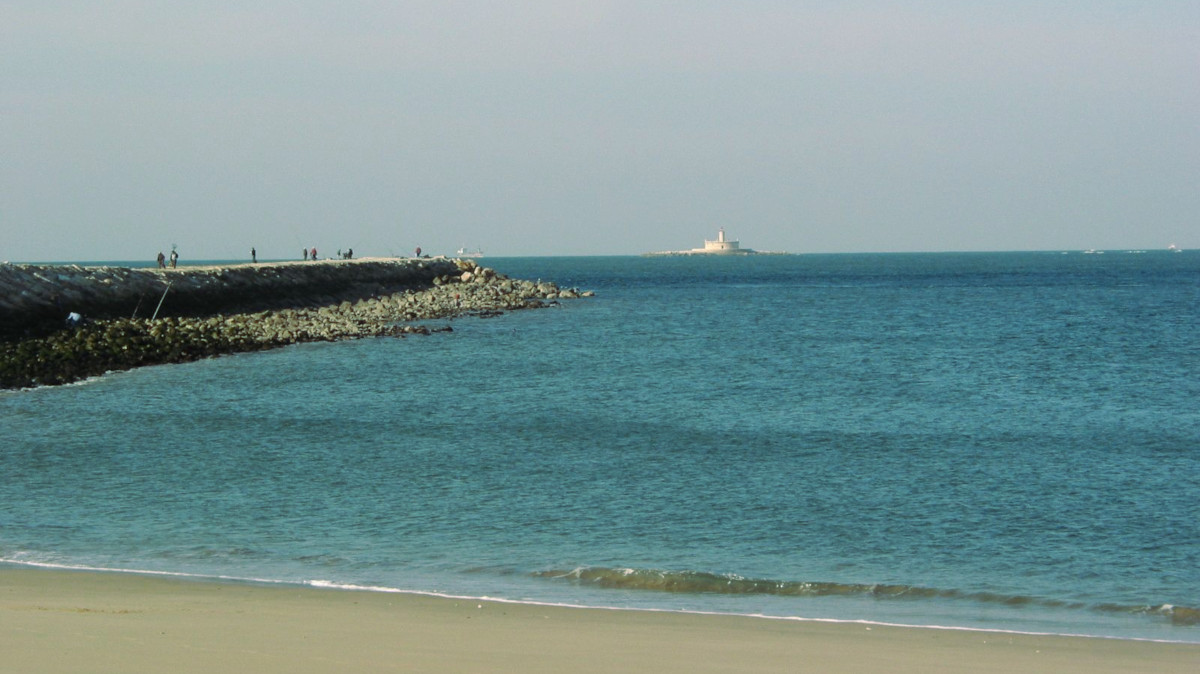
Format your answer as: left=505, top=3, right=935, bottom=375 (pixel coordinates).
left=151, top=282, right=172, bottom=320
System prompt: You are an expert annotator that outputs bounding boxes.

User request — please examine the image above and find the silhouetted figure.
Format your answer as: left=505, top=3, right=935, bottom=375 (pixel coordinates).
left=157, top=252, right=165, bottom=268
left=251, top=247, right=257, bottom=263
left=303, top=249, right=308, bottom=261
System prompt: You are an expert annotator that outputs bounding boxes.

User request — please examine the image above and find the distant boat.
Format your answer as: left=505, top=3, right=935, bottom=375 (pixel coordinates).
left=456, top=247, right=484, bottom=258
left=1168, top=243, right=1183, bottom=253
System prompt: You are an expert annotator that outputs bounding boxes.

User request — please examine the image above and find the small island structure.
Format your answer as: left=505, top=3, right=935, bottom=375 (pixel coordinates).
left=702, top=228, right=741, bottom=253
left=645, top=229, right=785, bottom=256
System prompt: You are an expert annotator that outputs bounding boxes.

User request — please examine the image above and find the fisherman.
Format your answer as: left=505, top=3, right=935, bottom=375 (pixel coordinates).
left=169, top=249, right=178, bottom=268
left=251, top=247, right=257, bottom=263
left=157, top=251, right=166, bottom=268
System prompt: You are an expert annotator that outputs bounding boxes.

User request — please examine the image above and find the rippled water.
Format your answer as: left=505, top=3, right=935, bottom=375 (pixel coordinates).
left=2, top=251, right=1197, bottom=641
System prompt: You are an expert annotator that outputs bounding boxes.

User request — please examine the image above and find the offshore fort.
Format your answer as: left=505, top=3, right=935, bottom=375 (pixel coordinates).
left=645, top=229, right=787, bottom=256
left=0, top=257, right=590, bottom=388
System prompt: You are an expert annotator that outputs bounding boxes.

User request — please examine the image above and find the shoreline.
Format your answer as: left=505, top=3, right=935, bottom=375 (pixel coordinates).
left=4, top=560, right=1196, bottom=645
left=3, top=567, right=1197, bottom=673
left=9, top=557, right=1195, bottom=644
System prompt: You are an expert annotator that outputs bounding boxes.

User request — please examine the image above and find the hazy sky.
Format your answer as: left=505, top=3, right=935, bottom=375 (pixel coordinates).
left=3, top=1, right=1197, bottom=261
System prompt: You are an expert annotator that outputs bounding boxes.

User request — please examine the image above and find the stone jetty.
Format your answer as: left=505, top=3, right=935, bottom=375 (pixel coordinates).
left=0, top=258, right=591, bottom=389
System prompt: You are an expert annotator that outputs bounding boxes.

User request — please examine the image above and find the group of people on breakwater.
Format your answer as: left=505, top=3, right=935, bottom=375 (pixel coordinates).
left=155, top=248, right=179, bottom=269
left=301, top=247, right=354, bottom=261
left=157, top=246, right=359, bottom=266
left=158, top=246, right=426, bottom=266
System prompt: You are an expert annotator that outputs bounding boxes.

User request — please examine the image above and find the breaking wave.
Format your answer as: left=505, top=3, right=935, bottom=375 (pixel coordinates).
left=533, top=567, right=1200, bottom=626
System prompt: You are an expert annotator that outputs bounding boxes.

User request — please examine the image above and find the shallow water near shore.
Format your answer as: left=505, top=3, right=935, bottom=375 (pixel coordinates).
left=2, top=251, right=1198, bottom=642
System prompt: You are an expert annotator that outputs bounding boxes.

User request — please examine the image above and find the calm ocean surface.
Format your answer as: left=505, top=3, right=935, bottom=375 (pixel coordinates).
left=2, top=251, right=1198, bottom=642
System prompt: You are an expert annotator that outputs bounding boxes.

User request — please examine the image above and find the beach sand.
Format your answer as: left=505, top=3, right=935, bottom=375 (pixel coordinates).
left=2, top=568, right=1196, bottom=673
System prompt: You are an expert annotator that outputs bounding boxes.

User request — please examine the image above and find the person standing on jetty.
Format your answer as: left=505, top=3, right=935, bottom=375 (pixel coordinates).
left=251, top=247, right=257, bottom=263
left=311, top=246, right=318, bottom=261
left=303, top=248, right=308, bottom=261
left=169, top=248, right=178, bottom=268
left=156, top=251, right=165, bottom=268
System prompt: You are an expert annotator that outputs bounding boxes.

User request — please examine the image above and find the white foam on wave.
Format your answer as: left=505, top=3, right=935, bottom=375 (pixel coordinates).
left=0, top=556, right=293, bottom=587
left=2, top=557, right=1193, bottom=645
left=281, top=578, right=1200, bottom=644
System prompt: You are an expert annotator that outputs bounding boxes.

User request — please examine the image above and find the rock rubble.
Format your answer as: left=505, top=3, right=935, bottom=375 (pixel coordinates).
left=0, top=259, right=592, bottom=389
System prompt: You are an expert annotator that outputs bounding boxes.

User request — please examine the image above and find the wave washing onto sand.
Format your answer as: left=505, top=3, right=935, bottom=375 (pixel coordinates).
left=533, top=567, right=1200, bottom=628
left=4, top=556, right=1197, bottom=643
left=0, top=556, right=301, bottom=587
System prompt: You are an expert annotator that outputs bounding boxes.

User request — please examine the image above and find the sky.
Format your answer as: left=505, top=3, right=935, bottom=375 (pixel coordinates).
left=2, top=1, right=1197, bottom=261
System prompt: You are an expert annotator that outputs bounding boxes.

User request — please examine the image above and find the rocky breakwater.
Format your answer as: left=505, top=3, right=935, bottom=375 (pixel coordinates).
left=0, top=258, right=592, bottom=389
left=0, top=257, right=471, bottom=340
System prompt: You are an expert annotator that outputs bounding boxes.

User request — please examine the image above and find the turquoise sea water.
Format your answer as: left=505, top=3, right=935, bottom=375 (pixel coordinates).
left=2, top=251, right=1198, bottom=642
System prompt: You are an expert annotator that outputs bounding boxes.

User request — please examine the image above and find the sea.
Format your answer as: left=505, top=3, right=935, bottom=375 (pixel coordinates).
left=2, top=251, right=1197, bottom=643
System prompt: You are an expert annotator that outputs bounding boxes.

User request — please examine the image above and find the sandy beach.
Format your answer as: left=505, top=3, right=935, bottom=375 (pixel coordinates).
left=1, top=568, right=1195, bottom=673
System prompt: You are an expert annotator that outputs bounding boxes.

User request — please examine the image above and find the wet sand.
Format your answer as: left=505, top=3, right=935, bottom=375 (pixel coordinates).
left=2, top=568, right=1196, bottom=673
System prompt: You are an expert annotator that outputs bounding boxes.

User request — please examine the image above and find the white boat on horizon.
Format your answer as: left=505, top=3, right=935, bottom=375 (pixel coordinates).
left=456, top=247, right=484, bottom=258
